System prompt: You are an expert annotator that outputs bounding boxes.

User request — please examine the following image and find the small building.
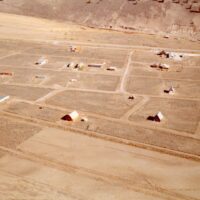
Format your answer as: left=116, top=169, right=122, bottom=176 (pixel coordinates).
left=70, top=46, right=80, bottom=53
left=163, top=35, right=169, bottom=39
left=168, top=52, right=183, bottom=61
left=190, top=4, right=200, bottom=13
left=107, top=66, right=117, bottom=71
left=157, top=50, right=183, bottom=61
left=157, top=50, right=169, bottom=58
left=150, top=63, right=159, bottom=68
left=0, top=95, right=10, bottom=103
left=128, top=96, right=134, bottom=100
left=35, top=75, right=46, bottom=79
left=154, top=112, right=164, bottom=122
left=164, top=86, right=175, bottom=95
left=78, top=63, right=85, bottom=70
left=61, top=111, right=79, bottom=121
left=185, top=3, right=192, bottom=9
left=150, top=63, right=170, bottom=70
left=35, top=58, right=48, bottom=66
left=0, top=72, right=13, bottom=76
left=69, top=79, right=77, bottom=83
left=168, top=86, right=175, bottom=95
left=68, top=62, right=76, bottom=68
left=159, top=63, right=170, bottom=70
left=147, top=112, right=164, bottom=122
left=88, top=63, right=102, bottom=68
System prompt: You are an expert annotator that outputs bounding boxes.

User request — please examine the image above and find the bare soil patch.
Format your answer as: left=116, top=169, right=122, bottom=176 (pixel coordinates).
left=129, top=97, right=200, bottom=134
left=47, top=90, right=143, bottom=118
left=0, top=116, right=41, bottom=149
left=0, top=85, right=52, bottom=101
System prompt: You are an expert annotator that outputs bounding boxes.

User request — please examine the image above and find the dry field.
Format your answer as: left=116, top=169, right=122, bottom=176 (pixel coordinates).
left=47, top=90, right=142, bottom=118
left=0, top=12, right=200, bottom=200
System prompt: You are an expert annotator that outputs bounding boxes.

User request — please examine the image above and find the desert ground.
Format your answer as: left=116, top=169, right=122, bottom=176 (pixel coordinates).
left=0, top=0, right=200, bottom=39
left=0, top=12, right=200, bottom=200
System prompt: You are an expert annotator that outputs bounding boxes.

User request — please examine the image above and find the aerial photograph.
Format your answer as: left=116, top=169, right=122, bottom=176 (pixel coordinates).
left=0, top=0, right=199, bottom=199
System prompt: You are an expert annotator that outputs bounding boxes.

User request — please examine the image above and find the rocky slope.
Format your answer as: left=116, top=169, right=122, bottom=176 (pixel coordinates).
left=0, top=0, right=199, bottom=38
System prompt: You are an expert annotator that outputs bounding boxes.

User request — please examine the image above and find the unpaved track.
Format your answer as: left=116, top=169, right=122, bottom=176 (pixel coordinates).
left=119, top=51, right=133, bottom=93
left=121, top=96, right=150, bottom=120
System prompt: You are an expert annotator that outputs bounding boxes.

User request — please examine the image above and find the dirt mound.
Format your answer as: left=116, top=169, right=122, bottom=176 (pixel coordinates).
left=0, top=0, right=199, bottom=38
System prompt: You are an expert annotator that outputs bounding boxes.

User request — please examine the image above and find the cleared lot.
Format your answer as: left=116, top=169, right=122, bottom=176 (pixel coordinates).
left=47, top=90, right=143, bottom=118
left=4, top=99, right=200, bottom=156
left=0, top=67, right=49, bottom=85
left=127, top=77, right=200, bottom=99
left=0, top=54, right=42, bottom=66
left=0, top=116, right=41, bottom=149
left=25, top=45, right=128, bottom=67
left=0, top=66, right=120, bottom=90
left=78, top=116, right=200, bottom=156
left=0, top=151, right=5, bottom=158
left=0, top=39, right=35, bottom=52
left=44, top=73, right=120, bottom=91
left=5, top=101, right=66, bottom=123
left=1, top=128, right=199, bottom=200
left=0, top=84, right=52, bottom=101
left=127, top=77, right=164, bottom=96
left=0, top=53, right=73, bottom=70
left=0, top=49, right=15, bottom=57
left=132, top=50, right=200, bottom=67
left=130, top=65, right=200, bottom=81
left=3, top=100, right=200, bottom=157
left=1, top=128, right=197, bottom=200
left=163, top=80, right=200, bottom=99
left=129, top=97, right=200, bottom=134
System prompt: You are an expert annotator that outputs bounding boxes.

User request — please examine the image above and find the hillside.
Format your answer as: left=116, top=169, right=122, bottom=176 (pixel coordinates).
left=0, top=0, right=200, bottom=38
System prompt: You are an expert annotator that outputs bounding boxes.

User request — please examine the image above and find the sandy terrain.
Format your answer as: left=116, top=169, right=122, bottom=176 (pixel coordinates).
left=0, top=128, right=200, bottom=200
left=47, top=90, right=142, bottom=118
left=0, top=85, right=52, bottom=101
left=0, top=13, right=200, bottom=50
left=0, top=116, right=41, bottom=149
left=129, top=97, right=200, bottom=133
left=0, top=12, right=199, bottom=200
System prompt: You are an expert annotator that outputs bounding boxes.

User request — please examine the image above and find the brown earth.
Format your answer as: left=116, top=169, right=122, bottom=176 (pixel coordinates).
left=0, top=0, right=200, bottom=39
left=0, top=11, right=200, bottom=200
